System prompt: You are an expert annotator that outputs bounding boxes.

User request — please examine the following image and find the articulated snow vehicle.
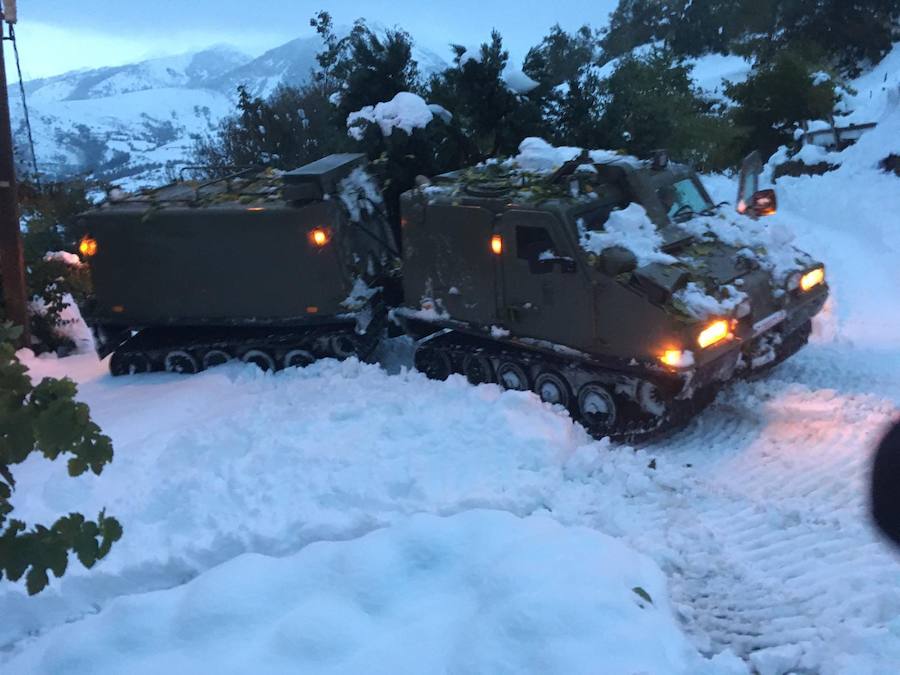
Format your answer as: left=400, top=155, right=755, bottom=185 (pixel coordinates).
left=78, top=154, right=399, bottom=375
left=395, top=148, right=828, bottom=439
left=79, top=148, right=827, bottom=439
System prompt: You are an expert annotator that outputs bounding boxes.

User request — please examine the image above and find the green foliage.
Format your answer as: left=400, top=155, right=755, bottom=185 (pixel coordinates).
left=632, top=586, right=654, bottom=604
left=349, top=114, right=462, bottom=244
left=427, top=32, right=548, bottom=161
left=523, top=24, right=599, bottom=94
left=601, top=0, right=900, bottom=74
left=0, top=322, right=121, bottom=595
left=193, top=84, right=350, bottom=173
left=0, top=181, right=96, bottom=354
left=725, top=50, right=840, bottom=159
left=311, top=12, right=421, bottom=124
left=597, top=49, right=745, bottom=170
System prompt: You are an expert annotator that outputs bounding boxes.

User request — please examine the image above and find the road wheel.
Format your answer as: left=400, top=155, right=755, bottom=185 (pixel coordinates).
left=462, top=354, right=494, bottom=385
left=164, top=350, right=199, bottom=374
left=329, top=334, right=358, bottom=359
left=284, top=349, right=315, bottom=369
left=577, top=383, right=618, bottom=434
left=202, top=349, right=231, bottom=369
left=637, top=380, right=667, bottom=418
left=415, top=346, right=452, bottom=381
left=497, top=360, right=530, bottom=391
left=110, top=351, right=151, bottom=376
left=241, top=349, right=276, bottom=372
left=534, top=370, right=572, bottom=409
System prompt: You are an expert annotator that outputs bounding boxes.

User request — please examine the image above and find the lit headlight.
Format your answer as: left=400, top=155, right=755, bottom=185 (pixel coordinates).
left=697, top=319, right=732, bottom=349
left=800, top=266, right=825, bottom=292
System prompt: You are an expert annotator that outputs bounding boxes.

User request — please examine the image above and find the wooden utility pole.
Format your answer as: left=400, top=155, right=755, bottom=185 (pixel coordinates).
left=0, top=3, right=30, bottom=345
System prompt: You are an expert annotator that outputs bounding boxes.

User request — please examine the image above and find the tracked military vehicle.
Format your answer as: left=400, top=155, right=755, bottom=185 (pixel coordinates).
left=78, top=154, right=399, bottom=375
left=395, top=145, right=828, bottom=439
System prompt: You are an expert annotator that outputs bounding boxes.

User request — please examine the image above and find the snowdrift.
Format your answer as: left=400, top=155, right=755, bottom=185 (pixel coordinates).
left=5, top=510, right=738, bottom=675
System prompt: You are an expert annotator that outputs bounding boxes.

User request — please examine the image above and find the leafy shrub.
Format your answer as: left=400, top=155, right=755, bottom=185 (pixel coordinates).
left=0, top=323, right=121, bottom=595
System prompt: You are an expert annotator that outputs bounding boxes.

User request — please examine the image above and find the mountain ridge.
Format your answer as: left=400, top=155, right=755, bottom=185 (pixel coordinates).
left=9, top=35, right=448, bottom=187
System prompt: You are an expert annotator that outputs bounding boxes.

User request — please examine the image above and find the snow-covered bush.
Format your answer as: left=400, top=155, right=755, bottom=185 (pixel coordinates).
left=2, top=181, right=95, bottom=354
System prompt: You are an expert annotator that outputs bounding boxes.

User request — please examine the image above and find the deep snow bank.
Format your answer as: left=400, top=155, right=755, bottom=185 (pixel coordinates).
left=5, top=510, right=735, bottom=675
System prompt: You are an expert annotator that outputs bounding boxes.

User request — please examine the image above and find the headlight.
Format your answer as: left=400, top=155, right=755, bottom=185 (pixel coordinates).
left=697, top=319, right=732, bottom=349
left=800, top=266, right=825, bottom=292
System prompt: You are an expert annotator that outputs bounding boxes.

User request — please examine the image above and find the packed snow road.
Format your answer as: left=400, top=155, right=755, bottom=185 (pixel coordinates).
left=3, top=335, right=899, bottom=674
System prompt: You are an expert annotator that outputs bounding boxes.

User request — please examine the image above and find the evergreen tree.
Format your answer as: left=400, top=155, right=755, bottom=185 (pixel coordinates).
left=725, top=49, right=840, bottom=159
left=523, top=24, right=599, bottom=94
left=775, top=0, right=900, bottom=74
left=1, top=322, right=121, bottom=595
left=311, top=11, right=421, bottom=124
left=544, top=64, right=607, bottom=148
left=597, top=49, right=744, bottom=169
left=427, top=32, right=548, bottom=161
left=193, top=84, right=349, bottom=173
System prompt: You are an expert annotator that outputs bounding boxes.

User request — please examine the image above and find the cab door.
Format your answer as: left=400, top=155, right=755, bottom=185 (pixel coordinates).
left=494, top=210, right=593, bottom=348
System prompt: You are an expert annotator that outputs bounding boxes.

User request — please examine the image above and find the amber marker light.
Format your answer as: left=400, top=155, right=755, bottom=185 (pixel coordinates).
left=661, top=350, right=684, bottom=367
left=697, top=319, right=731, bottom=349
left=78, top=235, right=98, bottom=258
left=800, top=266, right=825, bottom=292
left=490, top=234, right=503, bottom=255
left=309, top=227, right=330, bottom=247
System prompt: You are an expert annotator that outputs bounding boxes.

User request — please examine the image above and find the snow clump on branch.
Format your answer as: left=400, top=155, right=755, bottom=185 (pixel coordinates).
left=346, top=92, right=435, bottom=141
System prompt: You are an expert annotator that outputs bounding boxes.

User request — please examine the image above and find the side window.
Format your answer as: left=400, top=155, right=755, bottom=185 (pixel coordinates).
left=515, top=226, right=575, bottom=274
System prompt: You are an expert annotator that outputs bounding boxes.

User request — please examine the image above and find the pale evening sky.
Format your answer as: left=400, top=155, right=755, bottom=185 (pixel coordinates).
left=3, top=0, right=618, bottom=82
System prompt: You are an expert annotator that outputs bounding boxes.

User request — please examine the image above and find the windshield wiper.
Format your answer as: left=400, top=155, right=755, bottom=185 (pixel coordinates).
left=671, top=204, right=695, bottom=222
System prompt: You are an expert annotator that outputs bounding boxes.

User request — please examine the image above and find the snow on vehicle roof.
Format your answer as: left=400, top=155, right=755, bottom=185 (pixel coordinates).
left=513, top=137, right=646, bottom=172
left=420, top=138, right=648, bottom=206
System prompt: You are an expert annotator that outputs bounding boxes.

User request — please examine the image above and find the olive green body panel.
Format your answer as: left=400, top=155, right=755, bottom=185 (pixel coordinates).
left=494, top=209, right=594, bottom=349
left=84, top=201, right=362, bottom=326
left=401, top=204, right=499, bottom=324
left=399, top=156, right=827, bottom=376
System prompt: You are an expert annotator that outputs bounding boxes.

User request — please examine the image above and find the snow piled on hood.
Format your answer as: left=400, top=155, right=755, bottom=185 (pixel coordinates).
left=679, top=212, right=807, bottom=283
left=578, top=203, right=677, bottom=267
left=673, top=282, right=747, bottom=320
left=346, top=92, right=435, bottom=141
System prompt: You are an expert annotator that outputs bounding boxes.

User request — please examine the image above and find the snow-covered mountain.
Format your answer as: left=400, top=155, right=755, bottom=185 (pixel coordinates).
left=9, top=36, right=448, bottom=188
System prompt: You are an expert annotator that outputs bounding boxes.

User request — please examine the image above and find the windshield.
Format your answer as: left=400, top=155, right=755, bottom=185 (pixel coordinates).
left=657, top=178, right=715, bottom=222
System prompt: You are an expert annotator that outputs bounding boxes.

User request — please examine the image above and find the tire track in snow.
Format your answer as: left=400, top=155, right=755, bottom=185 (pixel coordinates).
left=636, top=356, right=900, bottom=674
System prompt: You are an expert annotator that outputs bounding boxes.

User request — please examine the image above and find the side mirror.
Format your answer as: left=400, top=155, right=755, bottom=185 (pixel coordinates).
left=749, top=189, right=777, bottom=217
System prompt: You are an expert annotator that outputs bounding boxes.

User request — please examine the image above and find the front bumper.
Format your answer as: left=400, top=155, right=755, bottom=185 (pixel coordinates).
left=679, top=283, right=828, bottom=394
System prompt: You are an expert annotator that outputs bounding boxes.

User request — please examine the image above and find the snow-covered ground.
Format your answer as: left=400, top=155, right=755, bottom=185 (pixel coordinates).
left=4, top=47, right=900, bottom=675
